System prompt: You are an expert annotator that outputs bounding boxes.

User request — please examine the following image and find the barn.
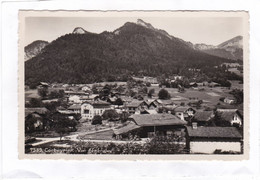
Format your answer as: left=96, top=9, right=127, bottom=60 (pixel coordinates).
left=186, top=125, right=242, bottom=154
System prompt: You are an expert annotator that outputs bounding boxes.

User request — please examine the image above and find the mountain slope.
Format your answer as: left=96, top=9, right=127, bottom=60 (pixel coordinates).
left=24, top=40, right=49, bottom=61
left=194, top=36, right=243, bottom=61
left=25, top=20, right=231, bottom=85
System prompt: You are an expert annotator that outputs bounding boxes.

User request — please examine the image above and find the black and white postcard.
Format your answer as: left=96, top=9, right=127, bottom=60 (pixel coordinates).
left=18, top=11, right=249, bottom=160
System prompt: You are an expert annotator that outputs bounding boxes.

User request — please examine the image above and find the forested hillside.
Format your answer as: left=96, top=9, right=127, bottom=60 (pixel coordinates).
left=25, top=20, right=234, bottom=86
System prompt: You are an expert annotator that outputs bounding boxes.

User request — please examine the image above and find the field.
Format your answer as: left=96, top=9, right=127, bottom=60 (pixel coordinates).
left=148, top=86, right=239, bottom=109
left=78, top=130, right=114, bottom=140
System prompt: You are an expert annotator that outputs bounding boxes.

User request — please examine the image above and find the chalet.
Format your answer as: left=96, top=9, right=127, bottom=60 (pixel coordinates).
left=186, top=125, right=242, bottom=154
left=126, top=100, right=144, bottom=114
left=81, top=100, right=111, bottom=119
left=215, top=109, right=243, bottom=126
left=140, top=109, right=158, bottom=114
left=68, top=104, right=81, bottom=114
left=191, top=111, right=215, bottom=126
left=113, top=114, right=187, bottom=138
left=144, top=99, right=160, bottom=110
left=113, top=121, right=141, bottom=139
left=170, top=75, right=183, bottom=81
left=128, top=114, right=187, bottom=138
left=224, top=97, right=236, bottom=104
left=174, top=106, right=196, bottom=121
left=25, top=113, right=44, bottom=132
left=25, top=107, right=49, bottom=132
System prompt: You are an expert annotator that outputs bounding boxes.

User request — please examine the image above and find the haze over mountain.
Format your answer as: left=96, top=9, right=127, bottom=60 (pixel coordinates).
left=25, top=19, right=235, bottom=85
left=194, top=36, right=243, bottom=61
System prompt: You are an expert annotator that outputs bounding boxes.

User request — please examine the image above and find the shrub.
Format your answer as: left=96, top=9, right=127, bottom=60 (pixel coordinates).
left=158, top=89, right=171, bottom=100
left=92, top=115, right=102, bottom=125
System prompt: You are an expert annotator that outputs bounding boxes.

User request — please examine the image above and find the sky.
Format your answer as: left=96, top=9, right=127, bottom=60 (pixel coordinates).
left=25, top=16, right=243, bottom=46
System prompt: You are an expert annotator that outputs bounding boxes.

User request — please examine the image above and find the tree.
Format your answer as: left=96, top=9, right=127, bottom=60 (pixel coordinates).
left=229, top=89, right=243, bottom=104
left=48, top=90, right=64, bottom=99
left=120, top=112, right=130, bottom=123
left=148, top=88, right=155, bottom=98
left=158, top=89, right=171, bottom=100
left=92, top=115, right=102, bottom=125
left=52, top=113, right=77, bottom=141
left=38, top=87, right=48, bottom=98
left=27, top=98, right=44, bottom=107
left=114, top=98, right=124, bottom=106
left=92, top=85, right=99, bottom=94
left=102, top=109, right=119, bottom=121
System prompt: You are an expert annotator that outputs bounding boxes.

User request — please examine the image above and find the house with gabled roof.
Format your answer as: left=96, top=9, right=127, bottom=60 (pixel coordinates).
left=128, top=114, right=187, bottom=138
left=191, top=110, right=215, bottom=126
left=25, top=107, right=50, bottom=133
left=68, top=104, right=81, bottom=114
left=186, top=126, right=242, bottom=154
left=174, top=106, right=196, bottom=121
left=224, top=97, right=236, bottom=104
left=215, top=109, right=243, bottom=126
left=81, top=100, right=111, bottom=119
left=126, top=100, right=144, bottom=114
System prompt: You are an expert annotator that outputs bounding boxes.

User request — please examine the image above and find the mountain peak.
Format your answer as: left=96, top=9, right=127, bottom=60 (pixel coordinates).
left=136, top=19, right=155, bottom=30
left=25, top=40, right=49, bottom=61
left=218, top=35, right=243, bottom=49
left=72, top=27, right=87, bottom=34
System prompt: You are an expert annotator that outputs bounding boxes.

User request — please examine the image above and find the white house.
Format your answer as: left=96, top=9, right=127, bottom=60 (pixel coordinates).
left=69, top=95, right=81, bottom=104
left=224, top=97, right=236, bottom=104
left=81, top=100, right=111, bottom=119
left=174, top=106, right=196, bottom=121
left=82, top=86, right=91, bottom=91
left=186, top=126, right=242, bottom=154
left=216, top=109, right=243, bottom=126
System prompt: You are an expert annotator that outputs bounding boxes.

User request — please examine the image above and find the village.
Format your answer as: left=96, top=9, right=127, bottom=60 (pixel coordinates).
left=24, top=68, right=244, bottom=155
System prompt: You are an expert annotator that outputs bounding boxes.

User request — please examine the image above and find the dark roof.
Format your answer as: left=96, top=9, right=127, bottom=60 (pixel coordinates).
left=216, top=109, right=242, bottom=122
left=193, top=111, right=214, bottom=122
left=174, top=106, right=193, bottom=112
left=130, top=114, right=187, bottom=127
left=113, top=122, right=141, bottom=135
left=126, top=100, right=143, bottom=108
left=25, top=107, right=49, bottom=117
left=186, top=126, right=242, bottom=139
left=157, top=99, right=173, bottom=105
left=82, top=100, right=111, bottom=108
left=68, top=104, right=81, bottom=110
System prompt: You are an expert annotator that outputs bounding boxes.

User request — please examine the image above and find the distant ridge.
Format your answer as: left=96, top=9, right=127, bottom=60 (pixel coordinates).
left=194, top=36, right=243, bottom=61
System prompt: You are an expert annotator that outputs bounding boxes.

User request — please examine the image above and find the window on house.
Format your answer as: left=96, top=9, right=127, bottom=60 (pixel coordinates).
left=84, top=109, right=89, bottom=114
